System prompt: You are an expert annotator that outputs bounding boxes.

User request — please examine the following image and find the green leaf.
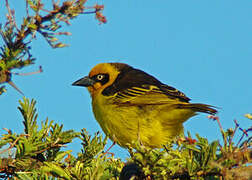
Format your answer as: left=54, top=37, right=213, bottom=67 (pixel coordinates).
left=42, top=162, right=71, bottom=180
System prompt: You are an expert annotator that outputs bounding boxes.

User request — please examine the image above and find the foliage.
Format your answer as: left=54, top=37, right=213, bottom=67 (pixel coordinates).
left=0, top=0, right=106, bottom=95
left=0, top=97, right=123, bottom=179
left=124, top=127, right=251, bottom=180
left=0, top=98, right=251, bottom=179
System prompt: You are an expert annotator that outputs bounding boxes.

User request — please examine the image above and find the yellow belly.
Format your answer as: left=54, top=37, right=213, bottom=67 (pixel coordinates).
left=92, top=97, right=196, bottom=148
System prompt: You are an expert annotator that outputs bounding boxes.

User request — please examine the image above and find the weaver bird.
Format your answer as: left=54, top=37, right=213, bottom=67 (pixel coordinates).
left=72, top=63, right=217, bottom=148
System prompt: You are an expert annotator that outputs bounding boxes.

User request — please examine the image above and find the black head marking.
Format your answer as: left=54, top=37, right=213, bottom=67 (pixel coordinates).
left=91, top=73, right=109, bottom=85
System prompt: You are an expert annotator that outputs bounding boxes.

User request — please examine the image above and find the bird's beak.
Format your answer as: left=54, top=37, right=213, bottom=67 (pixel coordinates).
left=72, top=76, right=95, bottom=87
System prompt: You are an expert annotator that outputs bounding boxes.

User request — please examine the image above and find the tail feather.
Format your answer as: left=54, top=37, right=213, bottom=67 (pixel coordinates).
left=177, top=103, right=218, bottom=115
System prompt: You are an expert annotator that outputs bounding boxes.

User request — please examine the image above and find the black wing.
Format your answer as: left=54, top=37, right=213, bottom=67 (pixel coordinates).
left=102, top=65, right=190, bottom=103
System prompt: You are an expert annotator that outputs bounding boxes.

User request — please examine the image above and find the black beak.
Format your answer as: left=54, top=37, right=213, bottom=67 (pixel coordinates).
left=72, top=76, right=95, bottom=87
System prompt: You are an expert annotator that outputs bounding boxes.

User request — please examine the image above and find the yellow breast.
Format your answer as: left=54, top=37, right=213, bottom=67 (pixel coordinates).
left=91, top=95, right=195, bottom=148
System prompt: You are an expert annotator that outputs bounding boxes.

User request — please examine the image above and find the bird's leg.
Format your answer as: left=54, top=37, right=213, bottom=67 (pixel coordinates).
left=137, top=119, right=140, bottom=141
left=137, top=119, right=143, bottom=146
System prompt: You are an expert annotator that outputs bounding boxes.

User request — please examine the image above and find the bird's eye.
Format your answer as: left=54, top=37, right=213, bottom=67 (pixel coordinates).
left=96, top=74, right=104, bottom=81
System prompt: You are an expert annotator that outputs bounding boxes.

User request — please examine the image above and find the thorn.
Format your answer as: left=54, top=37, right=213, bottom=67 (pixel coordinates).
left=8, top=81, right=24, bottom=96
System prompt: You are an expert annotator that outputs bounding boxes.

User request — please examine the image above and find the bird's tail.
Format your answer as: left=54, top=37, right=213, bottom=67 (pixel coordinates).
left=176, top=103, right=218, bottom=115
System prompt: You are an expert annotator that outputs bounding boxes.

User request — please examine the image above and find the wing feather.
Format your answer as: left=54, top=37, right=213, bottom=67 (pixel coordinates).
left=102, top=64, right=190, bottom=104
left=113, top=84, right=189, bottom=105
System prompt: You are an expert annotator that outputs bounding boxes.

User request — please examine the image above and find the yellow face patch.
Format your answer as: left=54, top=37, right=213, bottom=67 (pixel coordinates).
left=87, top=63, right=121, bottom=98
left=87, top=82, right=102, bottom=97
left=93, top=82, right=102, bottom=90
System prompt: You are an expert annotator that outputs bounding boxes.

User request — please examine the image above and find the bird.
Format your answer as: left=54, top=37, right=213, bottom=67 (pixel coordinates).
left=72, top=63, right=217, bottom=148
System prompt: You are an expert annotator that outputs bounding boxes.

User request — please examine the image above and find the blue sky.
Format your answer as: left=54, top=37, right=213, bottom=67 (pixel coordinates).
left=1, top=0, right=251, bottom=159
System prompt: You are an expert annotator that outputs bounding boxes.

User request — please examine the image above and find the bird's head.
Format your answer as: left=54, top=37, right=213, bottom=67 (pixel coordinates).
left=72, top=63, right=130, bottom=97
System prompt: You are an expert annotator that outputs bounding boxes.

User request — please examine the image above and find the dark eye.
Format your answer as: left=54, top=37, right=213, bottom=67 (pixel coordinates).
left=96, top=74, right=104, bottom=81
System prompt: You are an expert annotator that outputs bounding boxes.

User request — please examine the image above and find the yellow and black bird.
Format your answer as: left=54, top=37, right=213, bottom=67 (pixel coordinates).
left=72, top=63, right=217, bottom=148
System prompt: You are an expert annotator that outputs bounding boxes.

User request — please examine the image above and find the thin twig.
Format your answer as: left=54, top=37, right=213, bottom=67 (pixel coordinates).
left=208, top=115, right=227, bottom=149
left=25, top=0, right=29, bottom=17
left=15, top=2, right=71, bottom=46
left=5, top=0, right=13, bottom=22
left=208, top=115, right=223, bottom=131
left=81, top=10, right=98, bottom=14
left=235, top=120, right=249, bottom=147
left=236, top=133, right=245, bottom=147
left=2, top=128, right=12, bottom=135
left=102, top=141, right=115, bottom=156
left=5, top=0, right=19, bottom=30
left=34, top=144, right=66, bottom=154
left=0, top=134, right=29, bottom=154
left=11, top=66, right=43, bottom=76
left=229, top=120, right=239, bottom=146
